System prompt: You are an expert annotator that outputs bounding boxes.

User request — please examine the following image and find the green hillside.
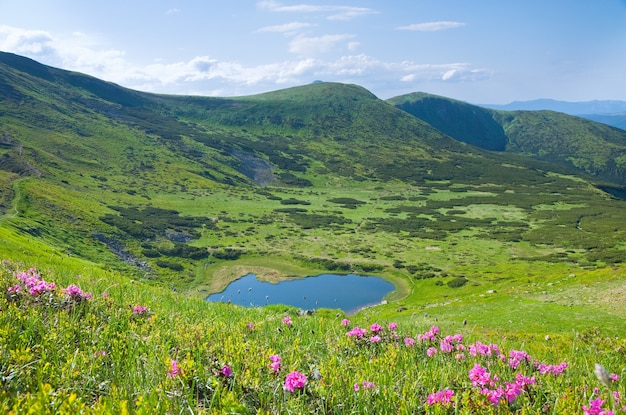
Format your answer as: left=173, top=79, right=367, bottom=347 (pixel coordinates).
left=1, top=52, right=626, bottom=414
left=389, top=92, right=626, bottom=186
left=1, top=50, right=625, bottom=294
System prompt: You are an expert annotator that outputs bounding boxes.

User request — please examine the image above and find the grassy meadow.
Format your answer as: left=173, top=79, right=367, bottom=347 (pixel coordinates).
left=1, top=258, right=625, bottom=414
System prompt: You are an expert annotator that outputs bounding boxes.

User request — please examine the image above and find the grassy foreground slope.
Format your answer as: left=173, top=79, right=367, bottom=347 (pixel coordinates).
left=1, top=258, right=625, bottom=414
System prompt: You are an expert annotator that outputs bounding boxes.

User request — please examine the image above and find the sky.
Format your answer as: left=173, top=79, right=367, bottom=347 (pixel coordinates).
left=1, top=0, right=625, bottom=104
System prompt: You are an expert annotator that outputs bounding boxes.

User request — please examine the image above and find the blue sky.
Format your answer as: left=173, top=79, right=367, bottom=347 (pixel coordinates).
left=1, top=1, right=625, bottom=104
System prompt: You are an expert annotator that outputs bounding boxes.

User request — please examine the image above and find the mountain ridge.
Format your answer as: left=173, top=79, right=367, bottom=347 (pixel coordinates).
left=388, top=92, right=626, bottom=186
left=1, top=50, right=626, bottom=289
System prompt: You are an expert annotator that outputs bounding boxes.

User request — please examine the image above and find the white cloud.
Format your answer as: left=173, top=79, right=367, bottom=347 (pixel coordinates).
left=398, top=21, right=465, bottom=32
left=257, top=22, right=315, bottom=35
left=0, top=24, right=490, bottom=98
left=288, top=34, right=355, bottom=55
left=0, top=25, right=55, bottom=56
left=165, top=8, right=181, bottom=15
left=257, top=1, right=377, bottom=20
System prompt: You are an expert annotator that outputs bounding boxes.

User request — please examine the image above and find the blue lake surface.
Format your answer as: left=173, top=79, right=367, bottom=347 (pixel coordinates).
left=206, top=273, right=394, bottom=314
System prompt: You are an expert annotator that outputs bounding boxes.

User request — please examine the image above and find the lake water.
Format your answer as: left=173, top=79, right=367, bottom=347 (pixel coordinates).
left=206, top=273, right=395, bottom=314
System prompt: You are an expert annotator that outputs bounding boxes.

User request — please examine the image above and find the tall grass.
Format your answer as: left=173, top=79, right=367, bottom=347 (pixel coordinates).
left=1, top=260, right=624, bottom=414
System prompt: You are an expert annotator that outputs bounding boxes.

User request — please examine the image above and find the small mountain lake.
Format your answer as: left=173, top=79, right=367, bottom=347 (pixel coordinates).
left=206, top=273, right=395, bottom=314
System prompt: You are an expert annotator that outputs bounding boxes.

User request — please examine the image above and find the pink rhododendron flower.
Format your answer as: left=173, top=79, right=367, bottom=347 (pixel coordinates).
left=369, top=323, right=383, bottom=333
left=346, top=327, right=367, bottom=338
left=427, top=389, right=454, bottom=406
left=133, top=305, right=149, bottom=315
left=167, top=360, right=180, bottom=378
left=370, top=335, right=381, bottom=343
left=468, top=364, right=498, bottom=388
left=582, top=397, right=612, bottom=415
left=63, top=284, right=93, bottom=300
left=284, top=371, right=307, bottom=392
left=268, top=354, right=282, bottom=373
left=220, top=365, right=233, bottom=378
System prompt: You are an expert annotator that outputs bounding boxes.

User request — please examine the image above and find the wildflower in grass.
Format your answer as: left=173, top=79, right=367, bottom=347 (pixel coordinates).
left=467, top=341, right=500, bottom=357
left=282, top=316, right=292, bottom=326
left=468, top=364, right=498, bottom=387
left=346, top=327, right=367, bottom=338
left=404, top=337, right=415, bottom=347
left=268, top=354, right=282, bottom=373
left=28, top=279, right=56, bottom=296
left=610, top=373, right=620, bottom=382
left=370, top=335, right=381, bottom=343
left=133, top=305, right=149, bottom=315
left=582, top=397, right=612, bottom=415
left=284, top=371, right=307, bottom=392
left=7, top=284, right=21, bottom=293
left=354, top=380, right=376, bottom=391
left=388, top=322, right=398, bottom=331
left=515, top=373, right=536, bottom=388
left=508, top=349, right=531, bottom=369
left=439, top=339, right=454, bottom=353
left=427, top=388, right=455, bottom=406
left=167, top=360, right=180, bottom=378
left=95, top=350, right=107, bottom=358
left=369, top=323, right=383, bottom=333
left=220, top=365, right=233, bottom=378
left=455, top=353, right=465, bottom=362
left=427, top=347, right=437, bottom=357
left=536, top=361, right=568, bottom=375
left=418, top=326, right=439, bottom=342
left=341, top=318, right=350, bottom=326
left=63, top=284, right=93, bottom=301
left=247, top=322, right=255, bottom=330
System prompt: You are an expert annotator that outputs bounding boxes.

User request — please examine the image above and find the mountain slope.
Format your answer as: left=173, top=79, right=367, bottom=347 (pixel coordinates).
left=482, top=98, right=626, bottom=115
left=389, top=92, right=626, bottom=186
left=1, top=51, right=626, bottom=292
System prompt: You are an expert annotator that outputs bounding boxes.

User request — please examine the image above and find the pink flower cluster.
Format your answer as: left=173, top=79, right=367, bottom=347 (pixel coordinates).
left=583, top=398, right=614, bottom=415
left=354, top=380, right=376, bottom=391
left=63, top=284, right=93, bottom=301
left=9, top=268, right=56, bottom=297
left=133, top=305, right=149, bottom=315
left=284, top=371, right=307, bottom=392
left=467, top=341, right=502, bottom=358
left=346, top=327, right=367, bottom=338
left=220, top=365, right=232, bottom=378
left=282, top=316, right=292, bottom=327
left=417, top=325, right=440, bottom=342
left=468, top=364, right=537, bottom=406
left=508, top=349, right=531, bottom=369
left=168, top=360, right=180, bottom=378
left=427, top=388, right=455, bottom=406
left=535, top=362, right=568, bottom=375
left=268, top=354, right=282, bottom=373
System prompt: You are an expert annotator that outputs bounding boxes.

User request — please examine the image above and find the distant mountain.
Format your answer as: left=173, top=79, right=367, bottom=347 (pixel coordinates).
left=482, top=99, right=626, bottom=130
left=582, top=112, right=626, bottom=131
left=389, top=92, right=626, bottom=186
left=482, top=99, right=626, bottom=115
